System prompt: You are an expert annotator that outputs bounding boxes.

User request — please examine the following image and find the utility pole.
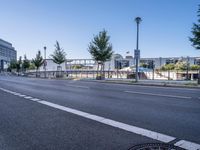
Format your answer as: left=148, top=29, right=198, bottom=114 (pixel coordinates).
left=134, top=17, right=142, bottom=82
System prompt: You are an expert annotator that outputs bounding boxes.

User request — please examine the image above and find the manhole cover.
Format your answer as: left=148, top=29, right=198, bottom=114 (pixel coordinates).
left=128, top=143, right=185, bottom=150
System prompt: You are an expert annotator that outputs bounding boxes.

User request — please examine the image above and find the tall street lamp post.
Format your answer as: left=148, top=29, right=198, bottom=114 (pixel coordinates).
left=44, top=46, right=47, bottom=78
left=135, top=17, right=142, bottom=82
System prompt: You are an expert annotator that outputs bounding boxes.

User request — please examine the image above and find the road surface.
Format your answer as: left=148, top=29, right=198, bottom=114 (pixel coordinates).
left=0, top=75, right=200, bottom=150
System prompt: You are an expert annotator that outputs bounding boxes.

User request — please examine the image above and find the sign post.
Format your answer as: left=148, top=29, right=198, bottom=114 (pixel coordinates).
left=134, top=49, right=140, bottom=82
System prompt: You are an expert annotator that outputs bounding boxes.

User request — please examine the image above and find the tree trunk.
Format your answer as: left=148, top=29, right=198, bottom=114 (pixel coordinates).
left=96, top=63, right=99, bottom=78
left=36, top=68, right=38, bottom=78
left=168, top=70, right=170, bottom=80
left=102, top=63, right=105, bottom=79
left=100, top=63, right=103, bottom=79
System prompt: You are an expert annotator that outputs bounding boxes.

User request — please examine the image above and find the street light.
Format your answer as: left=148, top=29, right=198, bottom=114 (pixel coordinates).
left=44, top=46, right=47, bottom=78
left=135, top=17, right=142, bottom=82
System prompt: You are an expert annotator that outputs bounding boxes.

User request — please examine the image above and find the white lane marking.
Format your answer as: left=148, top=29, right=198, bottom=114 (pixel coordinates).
left=65, top=85, right=89, bottom=89
left=38, top=101, right=90, bottom=117
left=12, top=93, right=21, bottom=96
left=24, top=96, right=33, bottom=99
left=124, top=91, right=192, bottom=99
left=1, top=87, right=200, bottom=149
left=18, top=94, right=26, bottom=97
left=100, top=118, right=174, bottom=143
left=30, top=98, right=41, bottom=101
left=175, top=140, right=200, bottom=150
left=37, top=100, right=175, bottom=143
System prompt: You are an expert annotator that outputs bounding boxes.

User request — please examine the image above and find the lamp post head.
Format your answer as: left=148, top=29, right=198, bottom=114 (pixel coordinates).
left=44, top=46, right=47, bottom=50
left=135, top=17, right=142, bottom=24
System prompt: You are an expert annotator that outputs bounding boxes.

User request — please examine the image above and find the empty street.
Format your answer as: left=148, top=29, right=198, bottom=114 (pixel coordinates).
left=0, top=75, right=200, bottom=150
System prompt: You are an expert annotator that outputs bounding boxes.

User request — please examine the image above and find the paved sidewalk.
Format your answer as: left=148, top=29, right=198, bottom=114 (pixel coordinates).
left=80, top=78, right=200, bottom=89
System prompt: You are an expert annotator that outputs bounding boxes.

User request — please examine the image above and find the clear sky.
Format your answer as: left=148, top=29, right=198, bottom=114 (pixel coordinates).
left=0, top=0, right=199, bottom=59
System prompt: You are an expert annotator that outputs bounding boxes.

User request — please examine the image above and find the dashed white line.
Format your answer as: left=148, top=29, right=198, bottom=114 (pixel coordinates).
left=24, top=96, right=33, bottom=99
left=1, top=87, right=200, bottom=150
left=124, top=91, right=192, bottom=99
left=175, top=140, right=200, bottom=150
left=18, top=94, right=26, bottom=97
left=30, top=98, right=41, bottom=101
left=11, top=92, right=19, bottom=95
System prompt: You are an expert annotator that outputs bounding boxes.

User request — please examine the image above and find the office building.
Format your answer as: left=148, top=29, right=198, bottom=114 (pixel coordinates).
left=0, top=39, right=17, bottom=70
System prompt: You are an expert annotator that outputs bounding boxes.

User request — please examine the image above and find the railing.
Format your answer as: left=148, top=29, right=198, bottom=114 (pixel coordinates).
left=22, top=69, right=200, bottom=81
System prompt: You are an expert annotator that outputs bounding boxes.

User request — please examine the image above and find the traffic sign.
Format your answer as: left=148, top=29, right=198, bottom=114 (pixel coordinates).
left=134, top=49, right=140, bottom=59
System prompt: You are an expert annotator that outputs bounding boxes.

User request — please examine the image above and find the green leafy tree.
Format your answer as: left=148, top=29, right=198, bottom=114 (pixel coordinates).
left=189, top=5, right=200, bottom=83
left=29, top=63, right=36, bottom=70
left=189, top=5, right=200, bottom=49
left=140, top=63, right=148, bottom=68
left=175, top=61, right=187, bottom=71
left=190, top=64, right=200, bottom=70
left=88, top=30, right=113, bottom=79
left=161, top=63, right=175, bottom=71
left=32, top=51, right=43, bottom=77
left=51, top=41, right=66, bottom=71
left=8, top=60, right=17, bottom=71
left=22, top=55, right=30, bottom=73
left=16, top=56, right=22, bottom=75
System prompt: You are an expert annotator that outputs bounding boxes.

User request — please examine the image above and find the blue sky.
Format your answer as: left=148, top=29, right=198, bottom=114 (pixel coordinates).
left=0, top=0, right=199, bottom=59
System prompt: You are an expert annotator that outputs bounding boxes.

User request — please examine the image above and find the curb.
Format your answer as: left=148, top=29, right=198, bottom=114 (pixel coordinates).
left=79, top=79, right=200, bottom=89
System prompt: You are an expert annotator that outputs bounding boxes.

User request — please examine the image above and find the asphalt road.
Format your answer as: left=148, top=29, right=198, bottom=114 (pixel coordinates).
left=0, top=75, right=200, bottom=150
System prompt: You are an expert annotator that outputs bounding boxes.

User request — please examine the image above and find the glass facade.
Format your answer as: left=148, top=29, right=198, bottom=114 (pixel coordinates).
left=0, top=39, right=17, bottom=70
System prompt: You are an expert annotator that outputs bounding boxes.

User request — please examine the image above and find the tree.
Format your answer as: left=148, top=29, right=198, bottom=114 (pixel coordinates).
left=16, top=56, right=22, bottom=75
left=140, top=63, right=148, bottom=68
left=88, top=30, right=113, bottom=79
left=189, top=5, right=200, bottom=83
left=22, top=55, right=30, bottom=73
left=174, top=61, right=187, bottom=71
left=8, top=60, right=17, bottom=71
left=29, top=63, right=36, bottom=70
left=190, top=64, right=200, bottom=70
left=51, top=41, right=66, bottom=71
left=161, top=63, right=175, bottom=71
left=189, top=5, right=200, bottom=49
left=32, top=51, right=43, bottom=77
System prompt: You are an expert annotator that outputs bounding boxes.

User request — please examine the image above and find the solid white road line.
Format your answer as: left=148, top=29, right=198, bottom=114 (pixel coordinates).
left=175, top=140, right=200, bottom=150
left=1, top=87, right=200, bottom=150
left=124, top=91, right=192, bottom=99
left=37, top=100, right=175, bottom=143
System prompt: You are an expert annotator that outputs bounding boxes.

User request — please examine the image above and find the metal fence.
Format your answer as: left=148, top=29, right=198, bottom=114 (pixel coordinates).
left=26, top=69, right=200, bottom=81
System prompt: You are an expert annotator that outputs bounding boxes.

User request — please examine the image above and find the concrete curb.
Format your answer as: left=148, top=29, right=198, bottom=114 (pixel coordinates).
left=79, top=79, right=200, bottom=89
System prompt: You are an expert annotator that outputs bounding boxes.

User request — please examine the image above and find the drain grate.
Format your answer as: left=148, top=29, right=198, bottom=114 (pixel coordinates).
left=128, top=143, right=185, bottom=150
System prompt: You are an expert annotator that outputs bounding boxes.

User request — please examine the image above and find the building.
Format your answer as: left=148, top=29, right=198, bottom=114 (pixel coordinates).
left=0, top=39, right=17, bottom=70
left=39, top=59, right=66, bottom=71
left=36, top=54, right=199, bottom=72
left=104, top=54, right=199, bottom=70
left=140, top=57, right=199, bottom=69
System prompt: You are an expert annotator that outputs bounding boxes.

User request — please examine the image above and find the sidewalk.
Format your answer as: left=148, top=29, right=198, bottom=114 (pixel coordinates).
left=80, top=78, right=200, bottom=89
